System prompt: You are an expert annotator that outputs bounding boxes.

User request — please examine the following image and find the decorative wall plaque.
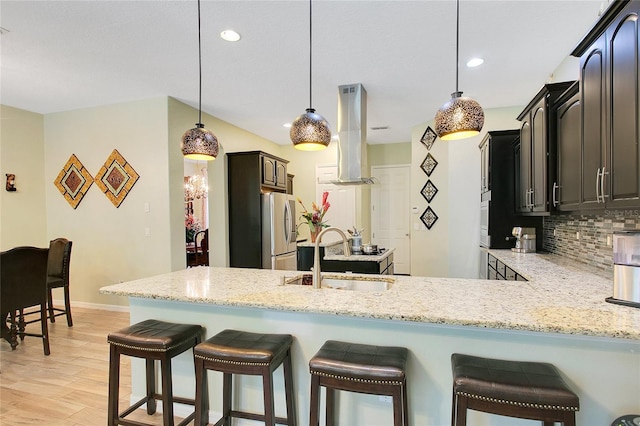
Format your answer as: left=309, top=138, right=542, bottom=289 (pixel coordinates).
left=420, top=206, right=438, bottom=230
left=420, top=126, right=437, bottom=150
left=421, top=180, right=438, bottom=203
left=54, top=154, right=94, bottom=209
left=420, top=153, right=438, bottom=177
left=94, top=149, right=139, bottom=208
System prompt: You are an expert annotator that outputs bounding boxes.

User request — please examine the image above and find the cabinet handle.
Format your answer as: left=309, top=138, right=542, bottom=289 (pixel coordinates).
left=552, top=182, right=559, bottom=207
left=528, top=188, right=534, bottom=209
left=601, top=166, right=608, bottom=202
left=596, top=168, right=602, bottom=203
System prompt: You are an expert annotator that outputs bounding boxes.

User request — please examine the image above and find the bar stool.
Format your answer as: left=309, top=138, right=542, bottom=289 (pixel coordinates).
left=193, top=329, right=296, bottom=426
left=309, top=340, right=409, bottom=426
left=107, top=319, right=203, bottom=426
left=451, top=353, right=580, bottom=426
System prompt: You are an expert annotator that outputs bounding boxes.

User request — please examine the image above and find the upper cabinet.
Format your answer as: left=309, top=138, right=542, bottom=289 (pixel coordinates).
left=553, top=82, right=582, bottom=212
left=261, top=153, right=288, bottom=190
left=572, top=0, right=640, bottom=210
left=517, top=82, right=575, bottom=215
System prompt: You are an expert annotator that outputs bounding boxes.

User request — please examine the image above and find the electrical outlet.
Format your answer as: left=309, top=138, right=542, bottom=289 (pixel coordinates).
left=553, top=229, right=557, bottom=236
left=607, top=234, right=612, bottom=247
left=145, top=227, right=151, bottom=237
left=378, top=395, right=392, bottom=404
left=576, top=231, right=580, bottom=240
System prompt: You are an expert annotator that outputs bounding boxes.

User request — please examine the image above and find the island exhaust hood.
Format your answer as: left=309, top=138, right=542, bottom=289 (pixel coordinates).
left=331, top=83, right=377, bottom=185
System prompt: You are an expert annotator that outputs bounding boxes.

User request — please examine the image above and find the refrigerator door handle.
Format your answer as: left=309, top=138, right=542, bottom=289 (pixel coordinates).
left=284, top=199, right=292, bottom=244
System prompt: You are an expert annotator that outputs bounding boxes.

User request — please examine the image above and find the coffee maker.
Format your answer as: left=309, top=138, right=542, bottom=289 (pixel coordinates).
left=607, top=231, right=640, bottom=308
left=511, top=227, right=536, bottom=253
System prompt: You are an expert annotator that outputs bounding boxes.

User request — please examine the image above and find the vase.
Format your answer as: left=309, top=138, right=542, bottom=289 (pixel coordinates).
left=309, top=225, right=322, bottom=243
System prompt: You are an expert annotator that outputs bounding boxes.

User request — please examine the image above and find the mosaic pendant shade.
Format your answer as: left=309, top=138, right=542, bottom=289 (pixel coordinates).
left=435, top=91, right=484, bottom=141
left=291, top=0, right=331, bottom=151
left=434, top=0, right=484, bottom=141
left=182, top=0, right=219, bottom=161
left=181, top=124, right=219, bottom=161
left=291, top=108, right=332, bottom=151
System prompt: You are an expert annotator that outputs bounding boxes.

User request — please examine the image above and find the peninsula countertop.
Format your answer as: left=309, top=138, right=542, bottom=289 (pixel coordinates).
left=100, top=251, right=639, bottom=340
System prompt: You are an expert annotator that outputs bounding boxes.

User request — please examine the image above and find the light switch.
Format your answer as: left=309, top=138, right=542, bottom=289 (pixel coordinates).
left=145, top=228, right=151, bottom=237
left=144, top=202, right=150, bottom=213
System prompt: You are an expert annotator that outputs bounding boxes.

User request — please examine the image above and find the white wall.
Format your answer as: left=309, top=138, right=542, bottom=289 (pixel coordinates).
left=410, top=106, right=523, bottom=278
left=0, top=105, right=48, bottom=249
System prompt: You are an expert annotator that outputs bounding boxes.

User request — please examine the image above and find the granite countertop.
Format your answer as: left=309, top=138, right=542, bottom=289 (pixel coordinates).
left=100, top=251, right=640, bottom=340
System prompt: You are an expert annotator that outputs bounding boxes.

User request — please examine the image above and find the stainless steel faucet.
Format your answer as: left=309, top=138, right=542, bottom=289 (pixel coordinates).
left=312, top=227, right=351, bottom=289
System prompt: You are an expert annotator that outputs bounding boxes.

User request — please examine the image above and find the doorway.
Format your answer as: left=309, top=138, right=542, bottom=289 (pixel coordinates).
left=184, top=160, right=209, bottom=267
left=371, top=165, right=411, bottom=275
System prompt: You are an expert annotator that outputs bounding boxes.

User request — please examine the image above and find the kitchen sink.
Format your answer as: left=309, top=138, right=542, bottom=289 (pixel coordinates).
left=284, top=274, right=394, bottom=292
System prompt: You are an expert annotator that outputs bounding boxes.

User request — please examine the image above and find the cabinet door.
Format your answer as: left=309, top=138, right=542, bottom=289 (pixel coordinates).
left=556, top=92, right=582, bottom=211
left=519, top=119, right=533, bottom=212
left=262, top=155, right=277, bottom=187
left=606, top=4, right=640, bottom=208
left=531, top=100, right=548, bottom=212
left=580, top=36, right=607, bottom=209
left=275, top=161, right=287, bottom=189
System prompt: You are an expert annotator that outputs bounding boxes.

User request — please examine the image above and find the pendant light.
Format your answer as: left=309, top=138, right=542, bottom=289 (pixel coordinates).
left=290, top=0, right=332, bottom=151
left=181, top=0, right=219, bottom=161
left=434, top=0, right=484, bottom=141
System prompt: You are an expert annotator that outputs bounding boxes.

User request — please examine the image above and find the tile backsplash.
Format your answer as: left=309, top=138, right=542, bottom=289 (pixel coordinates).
left=543, top=212, right=640, bottom=272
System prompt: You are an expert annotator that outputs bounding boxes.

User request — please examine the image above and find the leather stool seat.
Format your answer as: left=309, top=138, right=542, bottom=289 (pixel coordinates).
left=451, top=353, right=579, bottom=426
left=107, top=319, right=203, bottom=426
left=193, top=329, right=296, bottom=426
left=309, top=340, right=409, bottom=426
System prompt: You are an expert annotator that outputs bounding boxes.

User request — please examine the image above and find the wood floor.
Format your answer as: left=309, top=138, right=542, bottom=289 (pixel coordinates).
left=0, top=306, right=187, bottom=425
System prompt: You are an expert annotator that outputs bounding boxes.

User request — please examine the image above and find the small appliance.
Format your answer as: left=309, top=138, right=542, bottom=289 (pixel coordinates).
left=607, top=231, right=640, bottom=308
left=511, top=227, right=536, bottom=253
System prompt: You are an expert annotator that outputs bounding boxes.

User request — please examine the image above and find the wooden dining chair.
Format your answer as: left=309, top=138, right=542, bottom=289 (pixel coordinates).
left=194, top=229, right=209, bottom=266
left=1, top=246, right=51, bottom=355
left=46, top=238, right=73, bottom=326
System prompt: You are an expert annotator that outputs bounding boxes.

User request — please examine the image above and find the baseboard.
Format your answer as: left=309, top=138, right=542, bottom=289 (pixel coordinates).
left=51, top=298, right=130, bottom=313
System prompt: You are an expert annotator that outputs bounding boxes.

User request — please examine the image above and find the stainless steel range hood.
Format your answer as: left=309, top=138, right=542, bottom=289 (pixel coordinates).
left=331, top=83, right=377, bottom=185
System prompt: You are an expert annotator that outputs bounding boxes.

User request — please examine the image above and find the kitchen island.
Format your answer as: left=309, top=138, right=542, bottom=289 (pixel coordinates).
left=101, top=252, right=640, bottom=425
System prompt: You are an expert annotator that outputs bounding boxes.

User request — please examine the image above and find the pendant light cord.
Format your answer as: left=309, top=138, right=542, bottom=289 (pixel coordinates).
left=455, top=0, right=460, bottom=93
left=197, top=0, right=203, bottom=125
left=309, top=0, right=313, bottom=110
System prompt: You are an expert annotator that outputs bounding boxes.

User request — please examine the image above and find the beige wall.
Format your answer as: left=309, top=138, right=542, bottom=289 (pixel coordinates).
left=0, top=105, right=48, bottom=249
left=369, top=142, right=411, bottom=166
left=410, top=106, right=523, bottom=278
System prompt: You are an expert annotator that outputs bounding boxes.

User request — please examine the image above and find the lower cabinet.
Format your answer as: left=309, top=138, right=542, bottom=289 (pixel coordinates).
left=487, top=254, right=527, bottom=281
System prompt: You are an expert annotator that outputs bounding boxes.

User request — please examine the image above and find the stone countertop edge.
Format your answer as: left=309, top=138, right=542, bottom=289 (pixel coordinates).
left=297, top=240, right=342, bottom=248
left=100, top=253, right=640, bottom=341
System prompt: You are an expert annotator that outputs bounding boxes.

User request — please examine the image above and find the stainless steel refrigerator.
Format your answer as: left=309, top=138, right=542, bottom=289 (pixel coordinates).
left=261, top=192, right=297, bottom=270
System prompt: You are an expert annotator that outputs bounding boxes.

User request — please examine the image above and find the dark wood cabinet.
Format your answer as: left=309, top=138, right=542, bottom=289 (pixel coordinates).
left=487, top=254, right=527, bottom=282
left=261, top=153, right=288, bottom=190
left=479, top=130, right=542, bottom=249
left=517, top=82, right=575, bottom=215
left=553, top=82, right=582, bottom=211
left=286, top=174, right=294, bottom=195
left=227, top=151, right=288, bottom=268
left=573, top=0, right=640, bottom=210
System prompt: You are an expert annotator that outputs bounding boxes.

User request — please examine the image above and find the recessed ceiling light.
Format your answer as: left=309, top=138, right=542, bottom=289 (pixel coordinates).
left=220, top=30, right=241, bottom=42
left=466, top=57, right=484, bottom=68
left=283, top=123, right=292, bottom=128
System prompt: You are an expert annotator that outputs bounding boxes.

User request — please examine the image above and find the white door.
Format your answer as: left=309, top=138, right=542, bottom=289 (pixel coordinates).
left=316, top=165, right=355, bottom=244
left=371, top=165, right=411, bottom=275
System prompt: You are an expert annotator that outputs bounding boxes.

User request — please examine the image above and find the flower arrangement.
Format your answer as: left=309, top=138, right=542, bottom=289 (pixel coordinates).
left=185, top=213, right=202, bottom=243
left=297, top=191, right=330, bottom=242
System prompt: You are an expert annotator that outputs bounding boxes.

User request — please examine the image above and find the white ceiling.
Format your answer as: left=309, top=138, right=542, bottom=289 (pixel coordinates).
left=1, top=0, right=605, bottom=146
